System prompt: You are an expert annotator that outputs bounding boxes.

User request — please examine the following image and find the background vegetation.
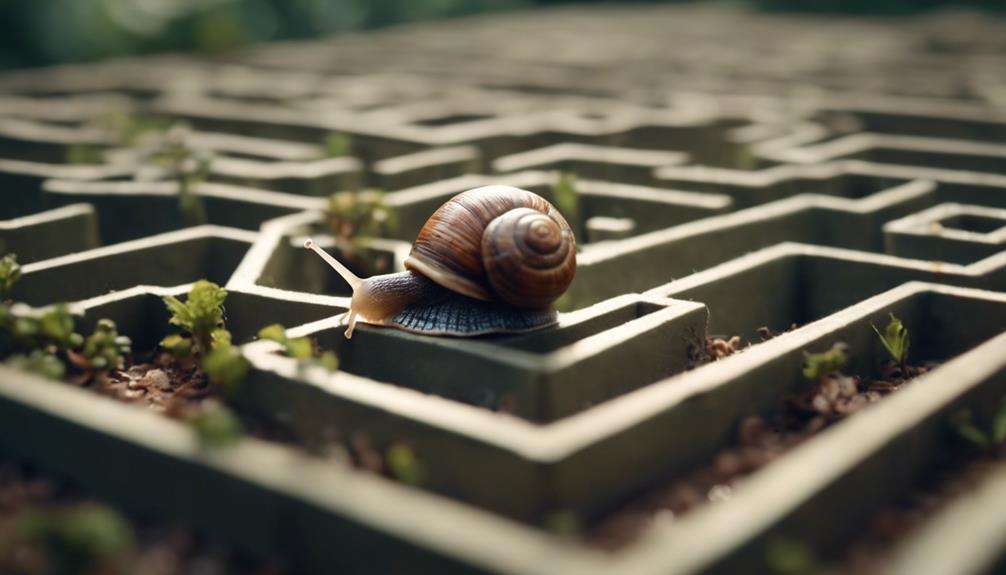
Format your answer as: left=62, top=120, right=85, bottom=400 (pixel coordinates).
left=0, top=0, right=1003, bottom=70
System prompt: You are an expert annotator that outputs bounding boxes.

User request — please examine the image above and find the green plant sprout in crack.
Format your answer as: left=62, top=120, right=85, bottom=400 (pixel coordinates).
left=5, top=350, right=66, bottom=381
left=802, top=342, right=848, bottom=382
left=872, top=313, right=909, bottom=374
left=134, top=123, right=212, bottom=227
left=324, top=132, right=352, bottom=158
left=765, top=536, right=819, bottom=575
left=161, top=280, right=249, bottom=398
left=188, top=400, right=244, bottom=449
left=258, top=323, right=338, bottom=372
left=326, top=189, right=397, bottom=254
left=66, top=319, right=132, bottom=386
left=0, top=253, right=21, bottom=302
left=951, top=398, right=1006, bottom=451
left=552, top=172, right=580, bottom=230
left=16, top=501, right=135, bottom=574
left=161, top=281, right=228, bottom=357
left=385, top=442, right=424, bottom=486
left=202, top=337, right=249, bottom=397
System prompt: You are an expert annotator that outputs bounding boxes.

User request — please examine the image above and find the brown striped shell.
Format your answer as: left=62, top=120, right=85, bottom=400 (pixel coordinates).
left=404, top=185, right=576, bottom=309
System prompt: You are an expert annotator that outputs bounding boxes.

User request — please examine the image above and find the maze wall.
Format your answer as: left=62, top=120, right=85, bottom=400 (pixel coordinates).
left=0, top=5, right=1005, bottom=574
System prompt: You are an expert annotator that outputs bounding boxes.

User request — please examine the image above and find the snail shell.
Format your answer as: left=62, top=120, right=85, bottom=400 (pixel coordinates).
left=405, top=185, right=576, bottom=309
left=305, top=185, right=576, bottom=338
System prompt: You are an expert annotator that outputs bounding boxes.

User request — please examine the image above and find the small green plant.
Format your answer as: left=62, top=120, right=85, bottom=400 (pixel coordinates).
left=326, top=189, right=396, bottom=245
left=0, top=253, right=21, bottom=301
left=135, top=123, right=211, bottom=226
left=16, top=502, right=135, bottom=573
left=324, top=132, right=352, bottom=157
left=385, top=442, right=424, bottom=485
left=552, top=172, right=580, bottom=226
left=872, top=313, right=909, bottom=373
left=80, top=319, right=132, bottom=372
left=202, top=341, right=249, bottom=396
left=802, top=342, right=848, bottom=381
left=161, top=124, right=211, bottom=227
left=98, top=112, right=171, bottom=147
left=65, top=143, right=105, bottom=165
left=952, top=399, right=1006, bottom=449
left=188, top=401, right=244, bottom=449
left=0, top=304, right=84, bottom=355
left=5, top=350, right=66, bottom=380
left=542, top=509, right=582, bottom=538
left=258, top=323, right=338, bottom=372
left=161, top=281, right=228, bottom=357
left=764, top=536, right=818, bottom=575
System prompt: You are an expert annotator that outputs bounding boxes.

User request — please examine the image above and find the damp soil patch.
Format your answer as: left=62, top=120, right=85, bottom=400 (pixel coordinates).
left=586, top=358, right=938, bottom=551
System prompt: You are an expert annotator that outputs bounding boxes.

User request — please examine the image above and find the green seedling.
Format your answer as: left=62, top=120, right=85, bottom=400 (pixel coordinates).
left=543, top=509, right=582, bottom=538
left=951, top=399, right=1006, bottom=449
left=324, top=132, right=352, bottom=157
left=765, top=536, right=818, bottom=575
left=188, top=401, right=244, bottom=449
left=872, top=313, right=909, bottom=373
left=135, top=123, right=211, bottom=226
left=802, top=342, right=848, bottom=381
left=99, top=112, right=171, bottom=147
left=161, top=280, right=228, bottom=356
left=202, top=340, right=249, bottom=396
left=386, top=442, right=424, bottom=486
left=65, top=143, right=104, bottom=165
left=258, top=323, right=339, bottom=372
left=0, top=253, right=21, bottom=301
left=552, top=172, right=580, bottom=227
left=326, top=189, right=396, bottom=245
left=16, top=502, right=134, bottom=573
left=5, top=350, right=66, bottom=381
left=79, top=319, right=132, bottom=372
left=0, top=303, right=84, bottom=354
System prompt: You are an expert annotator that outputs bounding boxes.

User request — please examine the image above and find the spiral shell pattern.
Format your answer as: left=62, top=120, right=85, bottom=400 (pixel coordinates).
left=405, top=185, right=576, bottom=308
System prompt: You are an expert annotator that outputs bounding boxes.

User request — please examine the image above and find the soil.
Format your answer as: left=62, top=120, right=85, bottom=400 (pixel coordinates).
left=686, top=324, right=799, bottom=370
left=837, top=444, right=1005, bottom=573
left=68, top=351, right=406, bottom=481
left=82, top=352, right=212, bottom=418
left=0, top=460, right=286, bottom=575
left=587, top=360, right=937, bottom=551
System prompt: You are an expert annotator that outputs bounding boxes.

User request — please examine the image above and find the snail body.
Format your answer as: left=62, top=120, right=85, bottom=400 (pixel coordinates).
left=305, top=185, right=576, bottom=338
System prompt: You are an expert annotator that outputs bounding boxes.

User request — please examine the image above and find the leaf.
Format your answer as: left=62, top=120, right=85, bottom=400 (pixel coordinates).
left=257, top=323, right=287, bottom=344
left=872, top=313, right=909, bottom=364
left=324, top=132, right=351, bottom=157
left=552, top=172, right=579, bottom=222
left=993, top=400, right=1006, bottom=445
left=0, top=253, right=21, bottom=300
left=386, top=442, right=424, bottom=485
left=316, top=351, right=339, bottom=372
left=5, top=350, right=66, bottom=380
left=202, top=343, right=249, bottom=394
left=189, top=402, right=243, bottom=449
left=210, top=328, right=232, bottom=349
left=159, top=334, right=192, bottom=358
left=765, top=536, right=817, bottom=575
left=802, top=343, right=847, bottom=381
left=951, top=409, right=989, bottom=447
left=162, top=281, right=227, bottom=354
left=285, top=337, right=313, bottom=360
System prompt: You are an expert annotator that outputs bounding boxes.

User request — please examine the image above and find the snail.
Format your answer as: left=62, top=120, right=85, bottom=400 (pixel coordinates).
left=304, top=185, right=576, bottom=338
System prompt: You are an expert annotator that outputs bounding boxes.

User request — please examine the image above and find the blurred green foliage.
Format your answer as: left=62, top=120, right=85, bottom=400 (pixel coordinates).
left=0, top=0, right=531, bottom=69
left=2, top=0, right=1002, bottom=70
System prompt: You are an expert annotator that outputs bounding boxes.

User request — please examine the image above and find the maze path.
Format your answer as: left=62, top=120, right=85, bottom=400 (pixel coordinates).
left=0, top=5, right=1004, bottom=574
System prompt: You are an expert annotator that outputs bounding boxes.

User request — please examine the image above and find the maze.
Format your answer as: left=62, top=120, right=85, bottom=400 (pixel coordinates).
left=0, top=4, right=1005, bottom=573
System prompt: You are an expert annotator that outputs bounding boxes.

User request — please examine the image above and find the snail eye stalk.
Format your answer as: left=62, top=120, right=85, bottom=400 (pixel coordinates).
left=304, top=238, right=362, bottom=338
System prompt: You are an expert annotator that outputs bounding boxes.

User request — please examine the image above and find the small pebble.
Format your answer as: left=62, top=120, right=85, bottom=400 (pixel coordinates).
left=140, top=369, right=171, bottom=391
